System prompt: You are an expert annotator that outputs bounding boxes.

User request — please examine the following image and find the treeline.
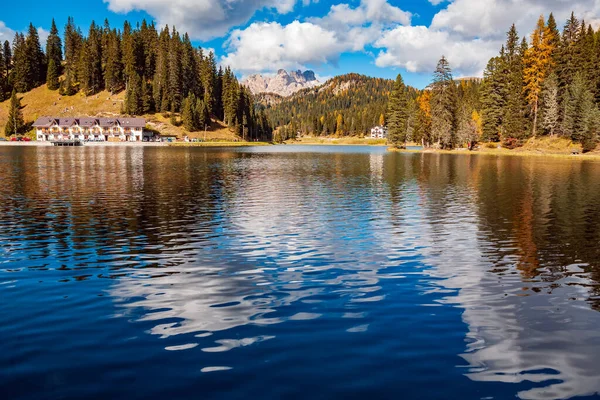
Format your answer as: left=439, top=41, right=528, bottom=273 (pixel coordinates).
left=262, top=74, right=395, bottom=141
left=389, top=11, right=600, bottom=150
left=0, top=18, right=271, bottom=140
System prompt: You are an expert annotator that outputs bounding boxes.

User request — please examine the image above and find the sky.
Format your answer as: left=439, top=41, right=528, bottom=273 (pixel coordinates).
left=1, top=0, right=600, bottom=88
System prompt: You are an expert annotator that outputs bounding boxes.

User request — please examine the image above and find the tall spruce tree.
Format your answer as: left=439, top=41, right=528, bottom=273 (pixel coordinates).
left=46, top=19, right=62, bottom=90
left=431, top=56, right=457, bottom=148
left=5, top=90, right=25, bottom=136
left=541, top=73, right=560, bottom=135
left=387, top=73, right=409, bottom=148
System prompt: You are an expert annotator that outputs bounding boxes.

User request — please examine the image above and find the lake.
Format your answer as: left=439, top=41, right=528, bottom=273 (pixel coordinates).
left=1, top=145, right=600, bottom=400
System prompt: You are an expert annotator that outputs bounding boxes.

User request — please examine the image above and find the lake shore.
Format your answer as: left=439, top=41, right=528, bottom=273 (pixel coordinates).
left=389, top=146, right=600, bottom=161
left=0, top=141, right=272, bottom=147
left=284, top=137, right=389, bottom=146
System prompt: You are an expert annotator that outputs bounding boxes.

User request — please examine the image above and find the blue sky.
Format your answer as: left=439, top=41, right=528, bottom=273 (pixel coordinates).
left=1, top=0, right=598, bottom=88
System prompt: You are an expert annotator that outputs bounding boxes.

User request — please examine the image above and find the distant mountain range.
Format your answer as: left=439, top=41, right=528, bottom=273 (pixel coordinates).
left=243, top=69, right=320, bottom=97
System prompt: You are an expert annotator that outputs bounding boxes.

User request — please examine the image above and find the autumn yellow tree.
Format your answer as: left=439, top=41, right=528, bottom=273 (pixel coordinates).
left=335, top=113, right=344, bottom=136
left=524, top=15, right=555, bottom=138
left=415, top=91, right=432, bottom=146
left=379, top=113, right=385, bottom=126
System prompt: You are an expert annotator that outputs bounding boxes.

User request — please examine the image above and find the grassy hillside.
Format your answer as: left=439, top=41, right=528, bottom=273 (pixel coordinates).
left=0, top=84, right=238, bottom=141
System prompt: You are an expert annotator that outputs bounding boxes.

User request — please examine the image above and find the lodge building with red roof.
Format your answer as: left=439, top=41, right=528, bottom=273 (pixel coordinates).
left=33, top=117, right=146, bottom=142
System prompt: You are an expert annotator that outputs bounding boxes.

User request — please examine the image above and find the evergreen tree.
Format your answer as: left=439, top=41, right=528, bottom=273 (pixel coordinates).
left=541, top=73, right=560, bottom=135
left=563, top=73, right=596, bottom=142
left=182, top=93, right=199, bottom=131
left=46, top=19, right=62, bottom=90
left=25, top=23, right=46, bottom=89
left=431, top=56, right=457, bottom=148
left=387, top=73, right=409, bottom=147
left=11, top=33, right=27, bottom=92
left=61, top=17, right=83, bottom=95
left=167, top=28, right=183, bottom=112
left=104, top=29, right=124, bottom=94
left=481, top=56, right=505, bottom=142
left=2, top=40, right=10, bottom=79
left=5, top=90, right=25, bottom=136
left=80, top=22, right=104, bottom=95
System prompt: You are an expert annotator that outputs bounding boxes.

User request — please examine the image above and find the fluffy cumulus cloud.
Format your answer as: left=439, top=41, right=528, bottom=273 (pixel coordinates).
left=222, top=21, right=344, bottom=72
left=374, top=0, right=600, bottom=76
left=0, top=21, right=15, bottom=42
left=374, top=26, right=499, bottom=75
left=103, top=0, right=300, bottom=40
left=222, top=0, right=411, bottom=74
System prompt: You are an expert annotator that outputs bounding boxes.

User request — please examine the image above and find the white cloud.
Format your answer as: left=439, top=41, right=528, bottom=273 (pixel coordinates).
left=374, top=25, right=499, bottom=76
left=103, top=0, right=303, bottom=40
left=222, top=21, right=344, bottom=73
left=374, top=0, right=600, bottom=76
left=37, top=27, right=50, bottom=47
left=222, top=0, right=411, bottom=74
left=0, top=21, right=15, bottom=43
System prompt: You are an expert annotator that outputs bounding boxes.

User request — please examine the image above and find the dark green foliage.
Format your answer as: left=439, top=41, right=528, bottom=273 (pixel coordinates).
left=46, top=19, right=62, bottom=90
left=5, top=90, right=25, bottom=136
left=262, top=73, right=394, bottom=138
left=0, top=16, right=270, bottom=140
left=431, top=56, right=457, bottom=148
left=182, top=93, right=200, bottom=131
left=387, top=74, right=409, bottom=147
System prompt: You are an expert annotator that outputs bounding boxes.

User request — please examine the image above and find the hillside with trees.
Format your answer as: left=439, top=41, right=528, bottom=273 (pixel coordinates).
left=260, top=74, right=403, bottom=141
left=0, top=18, right=272, bottom=141
left=387, top=11, right=600, bottom=152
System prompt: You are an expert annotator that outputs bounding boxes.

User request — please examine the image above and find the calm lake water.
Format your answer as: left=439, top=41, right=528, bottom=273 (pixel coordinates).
left=2, top=145, right=600, bottom=400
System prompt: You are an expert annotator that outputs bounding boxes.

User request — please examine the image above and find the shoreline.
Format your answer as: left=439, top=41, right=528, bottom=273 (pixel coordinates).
left=388, top=147, right=600, bottom=161
left=0, top=141, right=272, bottom=148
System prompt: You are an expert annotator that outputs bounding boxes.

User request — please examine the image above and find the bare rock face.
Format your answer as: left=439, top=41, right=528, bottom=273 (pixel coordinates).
left=243, top=69, right=320, bottom=97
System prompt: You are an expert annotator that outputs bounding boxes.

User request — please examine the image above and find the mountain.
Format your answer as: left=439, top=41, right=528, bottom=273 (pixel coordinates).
left=243, top=69, right=320, bottom=97
left=258, top=73, right=399, bottom=140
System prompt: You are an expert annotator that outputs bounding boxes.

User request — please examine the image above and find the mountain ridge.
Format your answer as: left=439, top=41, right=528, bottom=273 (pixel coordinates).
left=243, top=69, right=320, bottom=97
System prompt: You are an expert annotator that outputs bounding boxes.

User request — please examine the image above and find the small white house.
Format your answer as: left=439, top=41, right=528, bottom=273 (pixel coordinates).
left=370, top=126, right=388, bottom=139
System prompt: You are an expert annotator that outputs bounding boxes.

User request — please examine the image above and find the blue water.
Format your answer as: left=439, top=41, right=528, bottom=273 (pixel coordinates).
left=1, top=145, right=600, bottom=399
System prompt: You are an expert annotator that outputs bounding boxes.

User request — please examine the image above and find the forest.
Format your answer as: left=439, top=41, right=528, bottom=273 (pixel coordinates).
left=387, top=12, right=600, bottom=150
left=0, top=18, right=272, bottom=141
left=260, top=74, right=401, bottom=141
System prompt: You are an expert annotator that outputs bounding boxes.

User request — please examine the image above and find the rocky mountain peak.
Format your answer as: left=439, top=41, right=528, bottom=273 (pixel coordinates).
left=243, top=69, right=320, bottom=97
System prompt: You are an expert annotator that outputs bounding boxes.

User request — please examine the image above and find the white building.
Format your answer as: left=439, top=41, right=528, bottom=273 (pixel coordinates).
left=33, top=117, right=146, bottom=142
left=370, top=126, right=388, bottom=139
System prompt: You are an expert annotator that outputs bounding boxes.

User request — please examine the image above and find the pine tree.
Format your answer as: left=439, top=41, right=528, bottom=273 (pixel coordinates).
left=45, top=19, right=62, bottom=90
left=541, top=73, right=559, bottom=135
left=24, top=23, right=46, bottom=89
left=503, top=30, right=529, bottom=143
left=563, top=73, right=596, bottom=143
left=481, top=56, right=505, bottom=142
left=80, top=22, right=104, bottom=95
left=182, top=93, right=199, bottom=131
left=61, top=18, right=80, bottom=95
left=167, top=28, right=183, bottom=112
left=387, top=73, right=409, bottom=147
left=153, top=26, right=170, bottom=112
left=5, top=90, right=25, bottom=136
left=2, top=40, right=10, bottom=79
left=104, top=29, right=123, bottom=93
left=431, top=56, right=457, bottom=148
left=12, top=33, right=27, bottom=92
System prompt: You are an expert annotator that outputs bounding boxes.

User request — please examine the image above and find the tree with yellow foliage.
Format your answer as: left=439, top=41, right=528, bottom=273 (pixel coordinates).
left=415, top=91, right=432, bottom=146
left=524, top=15, right=555, bottom=138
